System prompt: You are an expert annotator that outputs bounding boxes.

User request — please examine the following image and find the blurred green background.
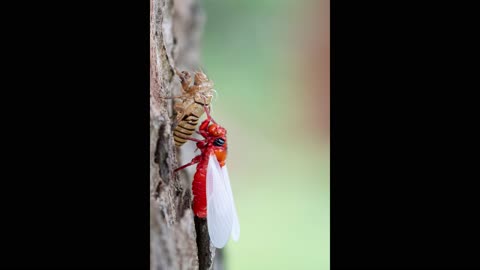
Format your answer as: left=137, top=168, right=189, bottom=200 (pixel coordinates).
left=200, top=0, right=329, bottom=269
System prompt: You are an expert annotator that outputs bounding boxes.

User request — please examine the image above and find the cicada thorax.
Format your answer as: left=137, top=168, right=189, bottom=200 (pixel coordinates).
left=173, top=94, right=213, bottom=147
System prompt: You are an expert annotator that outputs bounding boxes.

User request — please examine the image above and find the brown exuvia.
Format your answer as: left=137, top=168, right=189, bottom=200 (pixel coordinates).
left=164, top=69, right=215, bottom=147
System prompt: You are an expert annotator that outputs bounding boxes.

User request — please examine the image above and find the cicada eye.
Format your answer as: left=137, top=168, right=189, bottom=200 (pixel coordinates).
left=213, top=138, right=225, bottom=147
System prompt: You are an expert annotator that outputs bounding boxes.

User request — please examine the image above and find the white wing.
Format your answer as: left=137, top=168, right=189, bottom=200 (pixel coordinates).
left=222, top=165, right=240, bottom=241
left=206, top=154, right=238, bottom=248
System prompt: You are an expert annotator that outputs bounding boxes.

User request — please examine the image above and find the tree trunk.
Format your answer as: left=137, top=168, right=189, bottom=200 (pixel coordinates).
left=150, top=0, right=223, bottom=269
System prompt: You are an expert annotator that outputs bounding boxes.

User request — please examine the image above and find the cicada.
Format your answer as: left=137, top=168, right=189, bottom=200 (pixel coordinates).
left=174, top=105, right=240, bottom=248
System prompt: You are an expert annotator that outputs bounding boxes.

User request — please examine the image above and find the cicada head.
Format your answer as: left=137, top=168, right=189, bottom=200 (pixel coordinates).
left=208, top=123, right=227, bottom=165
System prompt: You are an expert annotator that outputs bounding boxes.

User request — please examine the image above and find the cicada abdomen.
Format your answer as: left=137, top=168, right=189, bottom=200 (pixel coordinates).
left=173, top=95, right=212, bottom=146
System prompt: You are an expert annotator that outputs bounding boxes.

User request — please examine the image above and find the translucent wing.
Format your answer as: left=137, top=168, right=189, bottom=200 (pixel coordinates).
left=222, top=165, right=240, bottom=241
left=206, top=154, right=237, bottom=248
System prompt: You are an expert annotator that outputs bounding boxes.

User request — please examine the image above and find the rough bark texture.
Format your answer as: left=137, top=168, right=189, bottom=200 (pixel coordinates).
left=150, top=0, right=223, bottom=269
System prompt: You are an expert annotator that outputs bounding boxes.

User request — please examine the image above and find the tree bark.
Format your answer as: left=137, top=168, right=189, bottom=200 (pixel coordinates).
left=150, top=0, right=222, bottom=269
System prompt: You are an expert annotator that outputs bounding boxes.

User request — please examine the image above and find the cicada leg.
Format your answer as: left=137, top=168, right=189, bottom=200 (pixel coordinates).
left=174, top=155, right=202, bottom=172
left=175, top=68, right=193, bottom=92
left=203, top=103, right=217, bottom=125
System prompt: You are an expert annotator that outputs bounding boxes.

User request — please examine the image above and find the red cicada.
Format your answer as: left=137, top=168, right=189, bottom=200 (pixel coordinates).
left=175, top=105, right=240, bottom=248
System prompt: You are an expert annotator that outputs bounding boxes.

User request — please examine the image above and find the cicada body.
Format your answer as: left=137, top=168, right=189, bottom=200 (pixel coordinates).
left=174, top=106, right=240, bottom=248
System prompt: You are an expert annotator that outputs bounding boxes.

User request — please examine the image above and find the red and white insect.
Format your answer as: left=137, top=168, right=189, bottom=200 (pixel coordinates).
left=174, top=105, right=240, bottom=248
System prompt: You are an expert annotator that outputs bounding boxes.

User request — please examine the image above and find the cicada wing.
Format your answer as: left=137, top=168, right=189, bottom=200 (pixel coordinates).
left=221, top=165, right=240, bottom=241
left=207, top=154, right=234, bottom=248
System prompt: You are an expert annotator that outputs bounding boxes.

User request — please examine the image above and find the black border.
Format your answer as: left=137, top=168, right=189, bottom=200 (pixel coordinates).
left=2, top=1, right=150, bottom=269
left=4, top=0, right=479, bottom=269
left=331, top=2, right=479, bottom=269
